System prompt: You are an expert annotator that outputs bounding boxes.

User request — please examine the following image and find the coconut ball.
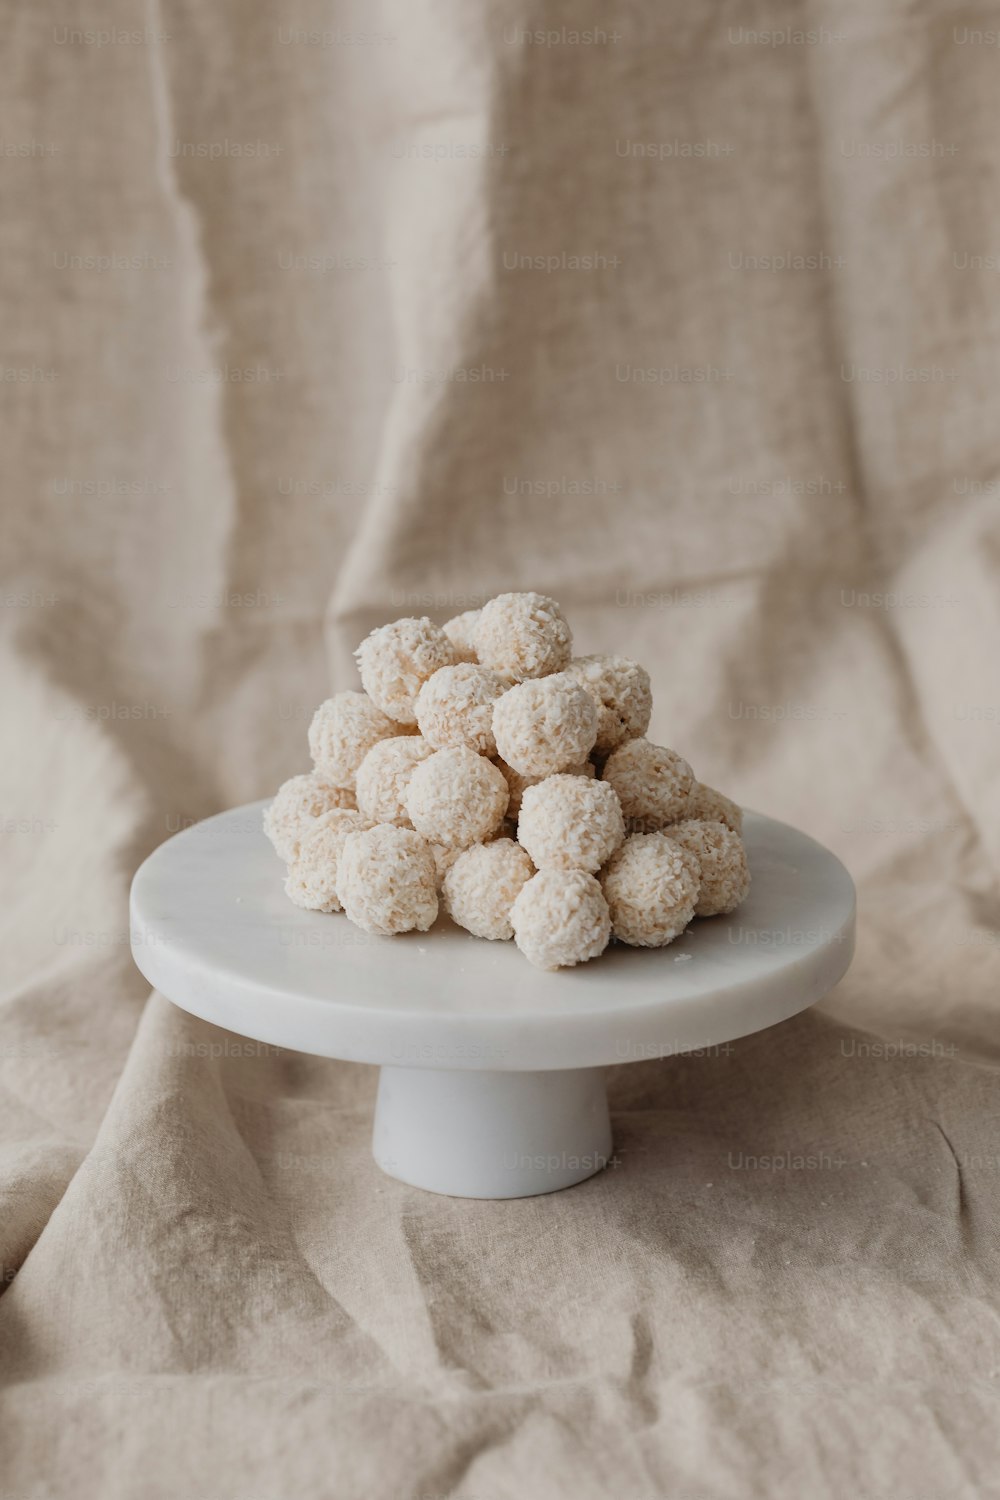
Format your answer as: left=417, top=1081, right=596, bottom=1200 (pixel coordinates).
left=518, top=775, right=625, bottom=874
left=601, top=833, right=700, bottom=947
left=443, top=838, right=535, bottom=941
left=355, top=617, right=456, bottom=725
left=663, top=819, right=750, bottom=917
left=442, top=609, right=481, bottom=664
left=601, top=737, right=694, bottom=832
left=405, top=746, right=509, bottom=849
left=510, top=870, right=611, bottom=971
left=263, top=772, right=357, bottom=862
left=492, top=673, right=598, bottom=778
left=685, top=781, right=743, bottom=834
left=474, top=592, right=572, bottom=680
left=494, top=757, right=594, bottom=819
left=335, top=824, right=438, bottom=935
left=308, top=691, right=402, bottom=791
left=564, top=655, right=652, bottom=755
left=414, top=663, right=509, bottom=754
left=284, top=809, right=370, bottom=912
left=355, top=735, right=434, bottom=827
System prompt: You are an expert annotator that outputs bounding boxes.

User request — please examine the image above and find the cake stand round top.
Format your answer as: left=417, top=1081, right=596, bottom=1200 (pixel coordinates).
left=129, top=802, right=854, bottom=1071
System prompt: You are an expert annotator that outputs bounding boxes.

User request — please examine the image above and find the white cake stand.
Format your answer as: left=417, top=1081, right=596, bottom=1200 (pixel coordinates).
left=129, top=803, right=855, bottom=1199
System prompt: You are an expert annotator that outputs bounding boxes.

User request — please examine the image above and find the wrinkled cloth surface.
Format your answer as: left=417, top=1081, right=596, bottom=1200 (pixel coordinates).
left=3, top=1, right=1000, bottom=1496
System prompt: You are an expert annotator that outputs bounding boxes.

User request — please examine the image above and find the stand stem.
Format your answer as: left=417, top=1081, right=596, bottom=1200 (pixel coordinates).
left=373, top=1066, right=612, bottom=1199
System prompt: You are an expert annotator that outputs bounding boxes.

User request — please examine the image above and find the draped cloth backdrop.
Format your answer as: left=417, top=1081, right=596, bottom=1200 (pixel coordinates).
left=2, top=2, right=999, bottom=1495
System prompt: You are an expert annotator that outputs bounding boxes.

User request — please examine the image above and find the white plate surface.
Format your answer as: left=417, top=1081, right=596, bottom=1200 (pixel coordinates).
left=129, top=802, right=855, bottom=1070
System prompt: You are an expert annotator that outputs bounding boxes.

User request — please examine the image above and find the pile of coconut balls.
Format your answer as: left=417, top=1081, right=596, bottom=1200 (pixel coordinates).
left=263, top=592, right=749, bottom=970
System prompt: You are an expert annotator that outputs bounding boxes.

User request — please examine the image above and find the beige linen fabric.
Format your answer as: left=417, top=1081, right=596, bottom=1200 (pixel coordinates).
left=2, top=1, right=1000, bottom=1495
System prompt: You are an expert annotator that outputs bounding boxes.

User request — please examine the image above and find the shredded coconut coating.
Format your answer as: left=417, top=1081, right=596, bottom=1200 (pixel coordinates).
left=494, top=757, right=593, bottom=819
left=355, top=617, right=457, bottom=725
left=601, top=737, right=694, bottom=832
left=662, top=819, right=750, bottom=917
left=405, top=746, right=509, bottom=848
left=564, top=654, right=653, bottom=755
left=443, top=838, right=535, bottom=941
left=284, top=809, right=370, bottom=912
left=335, top=824, right=438, bottom=935
left=684, top=780, right=743, bottom=834
left=518, top=775, right=625, bottom=874
left=474, top=591, right=572, bottom=680
left=414, top=663, right=510, bottom=754
left=307, top=691, right=403, bottom=791
left=492, top=674, right=598, bottom=778
left=263, top=772, right=358, bottom=862
left=355, top=735, right=434, bottom=827
left=511, top=870, right=611, bottom=970
left=601, top=832, right=700, bottom=947
left=429, top=841, right=464, bottom=889
left=442, top=609, right=481, bottom=664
